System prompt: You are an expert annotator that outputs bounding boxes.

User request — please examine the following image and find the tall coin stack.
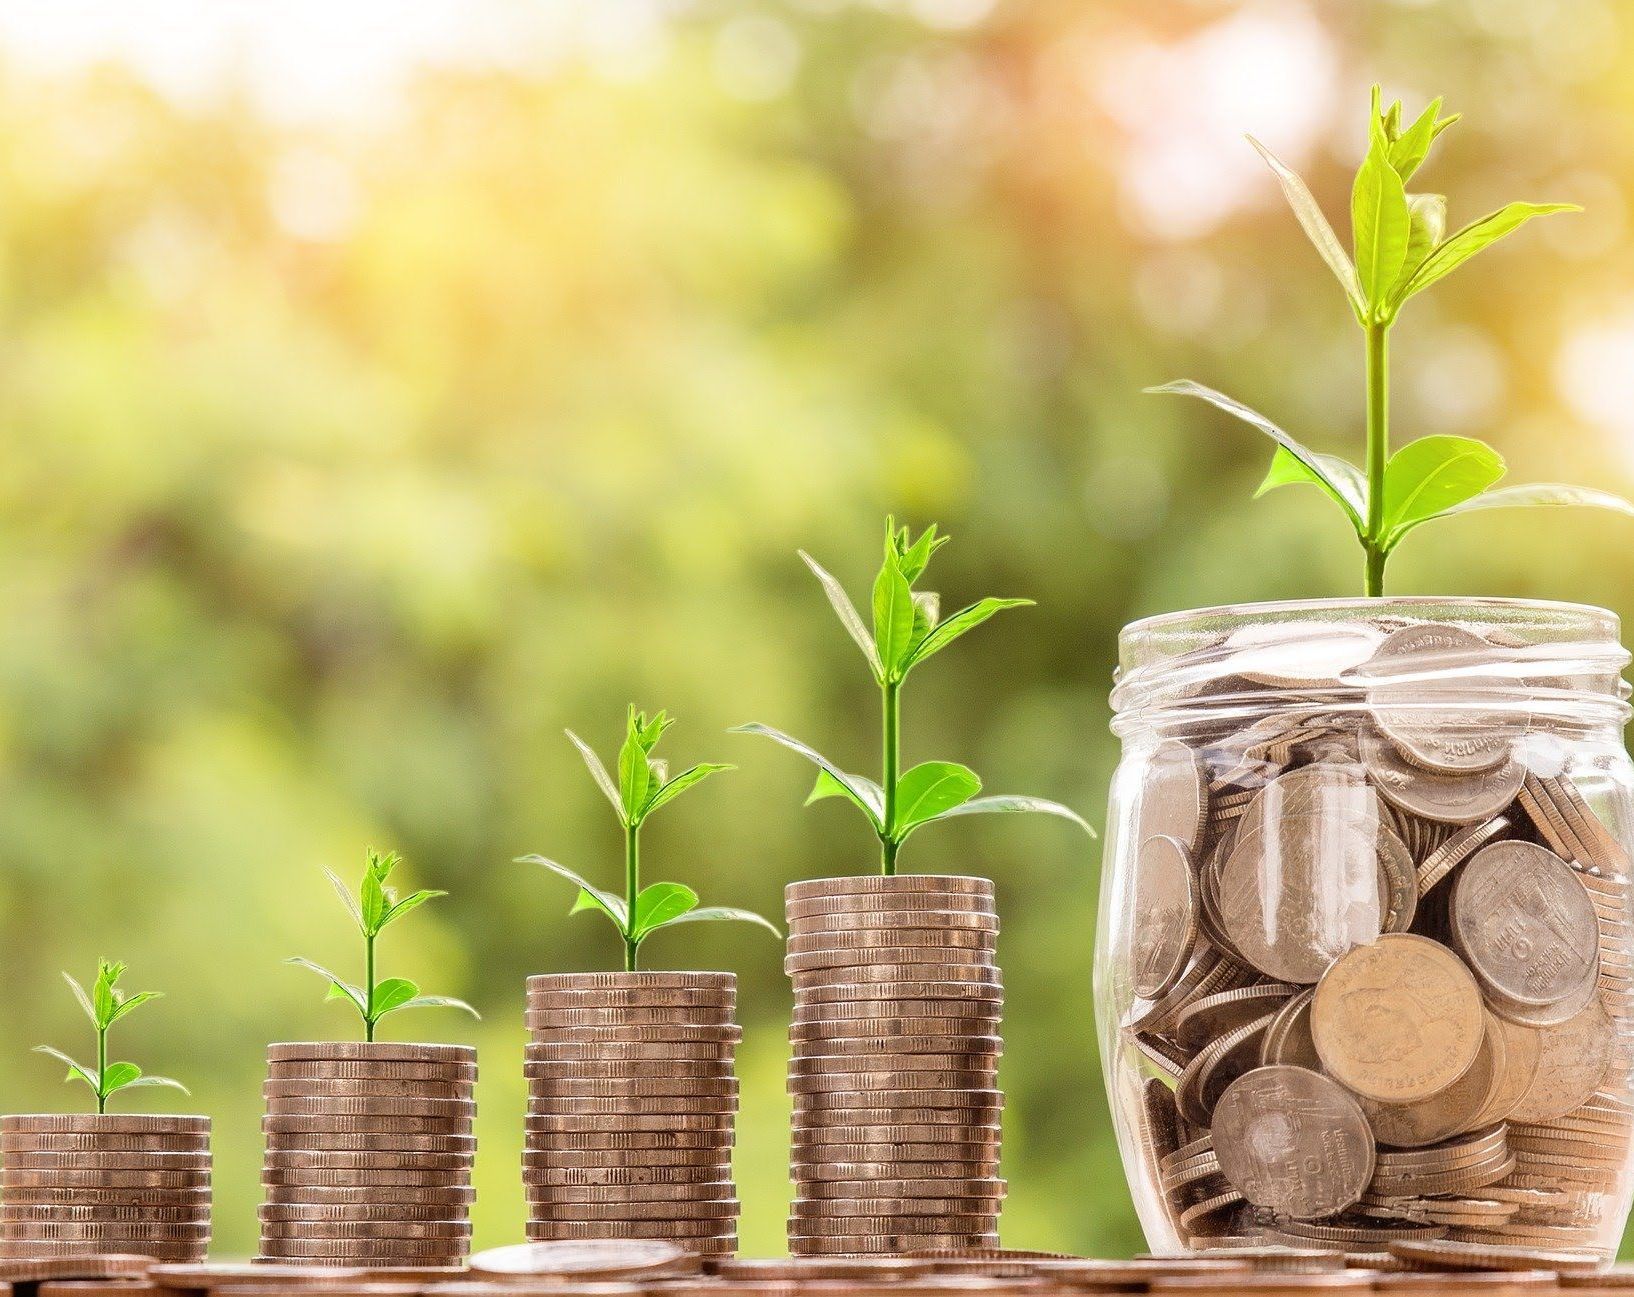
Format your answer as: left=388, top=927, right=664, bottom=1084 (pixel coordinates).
left=524, top=972, right=740, bottom=1255
left=785, top=874, right=1005, bottom=1256
left=257, top=1042, right=475, bottom=1266
left=0, top=1114, right=211, bottom=1261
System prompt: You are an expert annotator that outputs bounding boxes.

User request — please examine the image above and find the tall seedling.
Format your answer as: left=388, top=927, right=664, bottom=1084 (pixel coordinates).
left=523, top=708, right=780, bottom=972
left=1151, top=89, right=1633, bottom=595
left=736, top=519, right=1092, bottom=875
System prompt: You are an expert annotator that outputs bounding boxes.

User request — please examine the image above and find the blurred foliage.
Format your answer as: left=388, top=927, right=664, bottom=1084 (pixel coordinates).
left=3, top=0, right=1634, bottom=1262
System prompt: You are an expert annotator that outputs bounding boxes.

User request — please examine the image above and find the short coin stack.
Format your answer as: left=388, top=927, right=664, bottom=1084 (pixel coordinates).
left=523, top=972, right=740, bottom=1256
left=0, top=1114, right=211, bottom=1261
left=785, top=874, right=1005, bottom=1255
left=257, top=1041, right=475, bottom=1267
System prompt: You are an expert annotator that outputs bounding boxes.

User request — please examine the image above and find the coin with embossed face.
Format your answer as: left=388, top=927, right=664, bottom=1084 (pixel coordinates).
left=1132, top=835, right=1198, bottom=1001
left=1355, top=1009, right=1500, bottom=1148
left=1360, top=727, right=1524, bottom=825
left=1310, top=934, right=1484, bottom=1104
left=1450, top=841, right=1599, bottom=1014
left=1210, top=1065, right=1374, bottom=1220
left=1216, top=814, right=1383, bottom=984
left=1359, top=625, right=1527, bottom=773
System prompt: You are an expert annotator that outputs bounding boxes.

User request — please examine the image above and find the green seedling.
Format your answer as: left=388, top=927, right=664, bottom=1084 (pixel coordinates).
left=522, top=708, right=781, bottom=973
left=288, top=848, right=479, bottom=1042
left=36, top=959, right=187, bottom=1114
left=735, top=518, right=1092, bottom=876
left=1151, top=88, right=1633, bottom=596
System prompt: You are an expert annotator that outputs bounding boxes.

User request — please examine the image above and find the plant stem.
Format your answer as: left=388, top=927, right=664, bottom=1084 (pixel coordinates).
left=881, top=680, right=901, bottom=876
left=624, top=823, right=641, bottom=972
left=1364, top=321, right=1390, bottom=597
left=364, top=930, right=376, bottom=1043
left=96, top=1022, right=108, bottom=1115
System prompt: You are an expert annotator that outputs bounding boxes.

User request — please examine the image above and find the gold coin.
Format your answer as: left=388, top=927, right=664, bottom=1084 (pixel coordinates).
left=1311, top=935, right=1484, bottom=1103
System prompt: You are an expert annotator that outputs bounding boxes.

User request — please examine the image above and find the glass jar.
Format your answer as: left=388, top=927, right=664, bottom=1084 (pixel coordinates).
left=1095, top=598, right=1634, bottom=1259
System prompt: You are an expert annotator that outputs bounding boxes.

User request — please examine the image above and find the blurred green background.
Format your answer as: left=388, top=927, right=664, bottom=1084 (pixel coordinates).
left=5, top=0, right=1634, bottom=1261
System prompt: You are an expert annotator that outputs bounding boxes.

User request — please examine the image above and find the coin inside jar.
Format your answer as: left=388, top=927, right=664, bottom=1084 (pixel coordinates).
left=1132, top=835, right=1199, bottom=1000
left=1216, top=813, right=1383, bottom=984
left=1210, top=1065, right=1375, bottom=1219
left=1360, top=624, right=1529, bottom=775
left=1450, top=841, right=1600, bottom=1017
left=1311, top=934, right=1485, bottom=1105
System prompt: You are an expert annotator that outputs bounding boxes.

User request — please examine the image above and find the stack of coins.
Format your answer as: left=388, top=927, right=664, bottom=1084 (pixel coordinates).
left=785, top=874, right=1004, bottom=1255
left=0, top=1114, right=211, bottom=1261
left=523, top=973, right=740, bottom=1255
left=257, top=1041, right=475, bottom=1266
left=1112, top=616, right=1634, bottom=1258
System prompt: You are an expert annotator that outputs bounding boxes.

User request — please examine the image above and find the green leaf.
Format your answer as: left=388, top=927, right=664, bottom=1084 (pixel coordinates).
left=871, top=555, right=917, bottom=679
left=1381, top=435, right=1506, bottom=546
left=665, top=905, right=783, bottom=939
left=941, top=794, right=1097, bottom=836
left=107, top=990, right=161, bottom=1024
left=1352, top=139, right=1411, bottom=310
left=1148, top=381, right=1367, bottom=530
left=285, top=957, right=368, bottom=1014
left=630, top=882, right=699, bottom=940
left=1398, top=482, right=1634, bottom=543
left=61, top=973, right=95, bottom=1026
left=565, top=729, right=624, bottom=823
left=519, top=854, right=629, bottom=929
left=893, top=522, right=944, bottom=582
left=729, top=724, right=884, bottom=832
left=642, top=763, right=733, bottom=820
left=323, top=867, right=364, bottom=930
left=892, top=761, right=982, bottom=837
left=1388, top=98, right=1450, bottom=180
left=806, top=768, right=887, bottom=815
left=121, top=1074, right=189, bottom=1094
left=383, top=889, right=445, bottom=929
left=92, top=960, right=122, bottom=1029
left=360, top=854, right=392, bottom=935
left=34, top=1045, right=98, bottom=1093
left=1247, top=135, right=1364, bottom=312
left=617, top=711, right=653, bottom=822
left=1402, top=202, right=1579, bottom=301
left=384, top=994, right=480, bottom=1020
left=800, top=551, right=883, bottom=680
left=370, top=977, right=420, bottom=1017
left=903, top=597, right=1034, bottom=671
left=1254, top=447, right=1369, bottom=533
left=99, top=1061, right=142, bottom=1094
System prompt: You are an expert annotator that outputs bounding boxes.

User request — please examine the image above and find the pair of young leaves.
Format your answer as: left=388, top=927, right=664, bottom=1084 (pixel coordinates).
left=288, top=848, right=478, bottom=1038
left=1153, top=90, right=1633, bottom=574
left=37, top=959, right=186, bottom=1112
left=523, top=707, right=779, bottom=964
left=737, top=521, right=1092, bottom=861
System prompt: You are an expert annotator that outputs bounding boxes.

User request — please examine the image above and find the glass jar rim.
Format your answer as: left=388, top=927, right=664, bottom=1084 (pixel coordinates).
left=1111, top=595, right=1631, bottom=729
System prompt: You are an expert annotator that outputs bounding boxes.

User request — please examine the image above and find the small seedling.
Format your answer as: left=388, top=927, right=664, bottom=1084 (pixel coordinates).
left=522, top=708, right=780, bottom=972
left=735, top=519, right=1092, bottom=875
left=288, top=848, right=479, bottom=1042
left=1151, top=88, right=1633, bottom=596
left=36, top=959, right=187, bottom=1114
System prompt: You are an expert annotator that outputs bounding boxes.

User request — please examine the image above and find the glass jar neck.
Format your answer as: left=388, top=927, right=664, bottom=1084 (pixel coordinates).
left=1111, top=597, right=1631, bottom=742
